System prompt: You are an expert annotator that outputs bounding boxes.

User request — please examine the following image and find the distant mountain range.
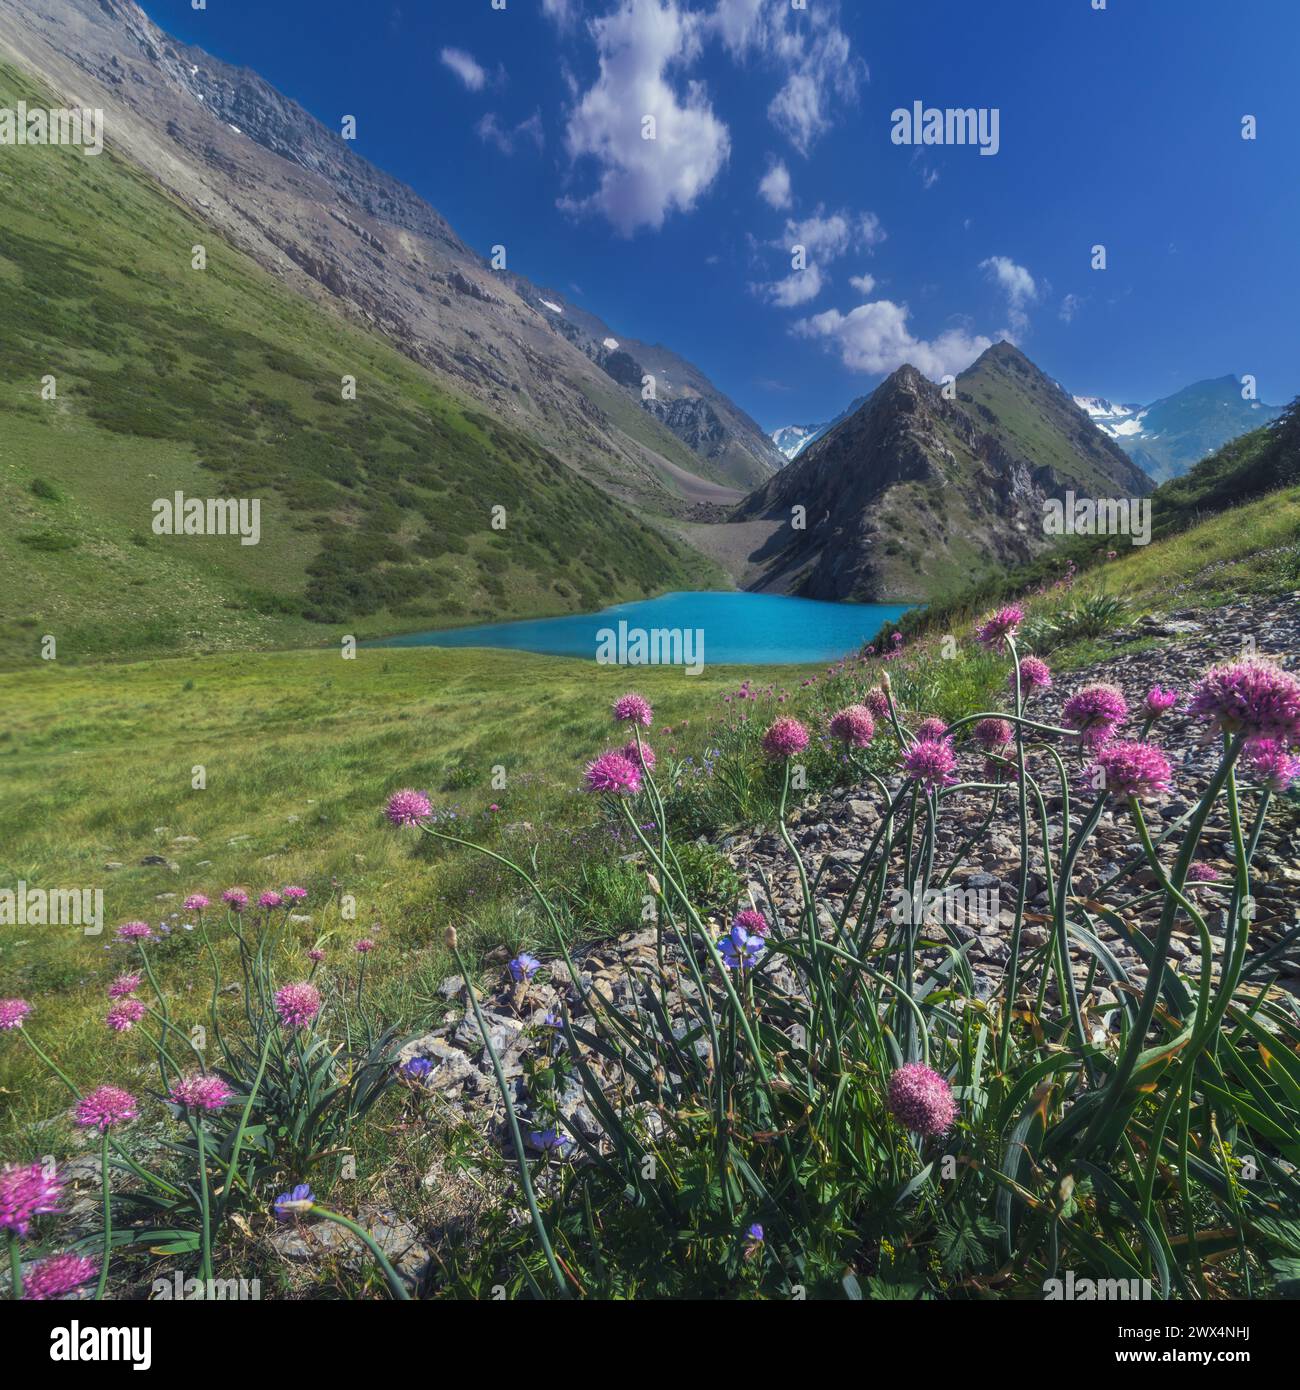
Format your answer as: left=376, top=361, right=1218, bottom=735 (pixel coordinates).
left=739, top=343, right=1152, bottom=603
left=778, top=375, right=1285, bottom=483
left=1071, top=377, right=1283, bottom=482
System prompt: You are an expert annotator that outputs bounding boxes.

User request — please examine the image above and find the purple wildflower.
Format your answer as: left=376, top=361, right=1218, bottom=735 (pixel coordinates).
left=0, top=998, right=33, bottom=1031
left=829, top=704, right=875, bottom=748
left=1062, top=683, right=1128, bottom=742
left=1013, top=656, right=1053, bottom=695
left=973, top=718, right=1013, bottom=751
left=21, top=1252, right=98, bottom=1301
left=273, top=982, right=321, bottom=1031
left=105, top=999, right=146, bottom=1032
left=1189, top=659, right=1300, bottom=743
left=169, top=1073, right=234, bottom=1112
left=509, top=953, right=541, bottom=983
left=584, top=751, right=642, bottom=795
left=74, top=1085, right=139, bottom=1133
left=761, top=717, right=810, bottom=760
left=1088, top=740, right=1172, bottom=800
left=974, top=604, right=1025, bottom=651
left=887, top=1063, right=958, bottom=1137
left=385, top=788, right=432, bottom=827
left=902, top=739, right=958, bottom=790
left=719, top=924, right=765, bottom=971
left=0, top=1162, right=62, bottom=1236
left=273, top=1184, right=315, bottom=1221
left=732, top=908, right=770, bottom=937
left=613, top=693, right=653, bottom=727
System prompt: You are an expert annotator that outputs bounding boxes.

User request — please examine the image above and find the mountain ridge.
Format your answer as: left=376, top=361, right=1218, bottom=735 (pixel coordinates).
left=0, top=0, right=779, bottom=507
left=734, top=343, right=1153, bottom=603
left=1073, top=376, right=1283, bottom=482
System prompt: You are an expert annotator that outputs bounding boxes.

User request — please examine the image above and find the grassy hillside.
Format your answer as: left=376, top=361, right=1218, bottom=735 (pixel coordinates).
left=0, top=60, right=722, bottom=670
left=0, top=644, right=828, bottom=1136
left=883, top=406, right=1300, bottom=646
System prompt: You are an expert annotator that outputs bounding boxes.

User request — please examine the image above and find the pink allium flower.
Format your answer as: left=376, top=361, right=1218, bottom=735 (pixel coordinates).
left=107, top=973, right=140, bottom=1000
left=902, top=739, right=959, bottom=789
left=584, top=751, right=643, bottom=795
left=114, top=921, right=153, bottom=942
left=1088, top=740, right=1173, bottom=800
left=1187, top=862, right=1222, bottom=883
left=621, top=740, right=656, bottom=772
left=183, top=894, right=210, bottom=913
left=973, top=718, right=1014, bottom=751
left=20, top=1251, right=98, bottom=1301
left=354, top=937, right=377, bottom=954
left=732, top=909, right=770, bottom=937
left=612, top=692, right=653, bottom=727
left=385, top=788, right=432, bottom=827
left=169, top=1073, right=234, bottom=1112
left=1062, top=683, right=1129, bottom=739
left=829, top=705, right=875, bottom=748
left=974, top=604, right=1025, bottom=651
left=914, top=717, right=949, bottom=743
left=274, top=981, right=321, bottom=1030
left=1013, top=656, right=1053, bottom=695
left=307, top=947, right=326, bottom=963
left=1244, top=738, right=1300, bottom=793
left=0, top=1162, right=62, bottom=1236
left=887, top=1063, right=957, bottom=1137
left=258, top=891, right=283, bottom=909
left=221, top=888, right=250, bottom=911
left=74, top=1085, right=139, bottom=1133
left=106, top=999, right=146, bottom=1032
left=863, top=688, right=892, bottom=721
left=282, top=885, right=308, bottom=901
left=1143, top=686, right=1179, bottom=719
left=1189, top=658, right=1300, bottom=743
left=0, top=998, right=33, bottom=1031
left=761, top=718, right=810, bottom=760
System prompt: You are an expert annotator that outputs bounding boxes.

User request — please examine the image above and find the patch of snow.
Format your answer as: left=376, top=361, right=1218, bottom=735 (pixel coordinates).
left=540, top=299, right=563, bottom=313
left=228, top=124, right=242, bottom=135
left=603, top=337, right=619, bottom=350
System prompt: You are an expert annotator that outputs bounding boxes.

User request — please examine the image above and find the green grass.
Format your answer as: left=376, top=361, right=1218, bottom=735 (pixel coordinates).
left=0, top=644, right=822, bottom=1138
left=0, top=60, right=722, bottom=671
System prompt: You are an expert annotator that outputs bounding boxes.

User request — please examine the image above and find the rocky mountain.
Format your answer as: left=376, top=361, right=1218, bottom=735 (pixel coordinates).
left=734, top=343, right=1154, bottom=603
left=1073, top=377, right=1283, bottom=483
left=0, top=0, right=777, bottom=509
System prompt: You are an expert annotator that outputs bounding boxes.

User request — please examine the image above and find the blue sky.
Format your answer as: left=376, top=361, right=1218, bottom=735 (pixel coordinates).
left=146, top=0, right=1299, bottom=431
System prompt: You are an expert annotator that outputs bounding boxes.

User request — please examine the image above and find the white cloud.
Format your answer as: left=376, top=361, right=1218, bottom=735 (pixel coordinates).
left=541, top=0, right=578, bottom=25
left=758, top=158, right=791, bottom=209
left=848, top=273, right=876, bottom=295
left=706, top=0, right=856, bottom=153
left=1059, top=292, right=1084, bottom=324
left=794, top=299, right=992, bottom=380
left=768, top=20, right=861, bottom=156
left=711, top=0, right=863, bottom=155
left=477, top=110, right=545, bottom=155
left=780, top=209, right=884, bottom=260
left=560, top=0, right=730, bottom=236
left=979, top=255, right=1039, bottom=335
left=755, top=263, right=824, bottom=308
left=440, top=47, right=488, bottom=92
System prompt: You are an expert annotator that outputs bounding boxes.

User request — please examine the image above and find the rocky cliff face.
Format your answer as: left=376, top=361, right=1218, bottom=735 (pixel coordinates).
left=0, top=0, right=777, bottom=507
left=734, top=344, right=1155, bottom=602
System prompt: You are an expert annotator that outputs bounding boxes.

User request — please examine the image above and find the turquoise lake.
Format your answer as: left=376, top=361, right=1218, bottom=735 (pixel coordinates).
left=374, top=592, right=912, bottom=665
